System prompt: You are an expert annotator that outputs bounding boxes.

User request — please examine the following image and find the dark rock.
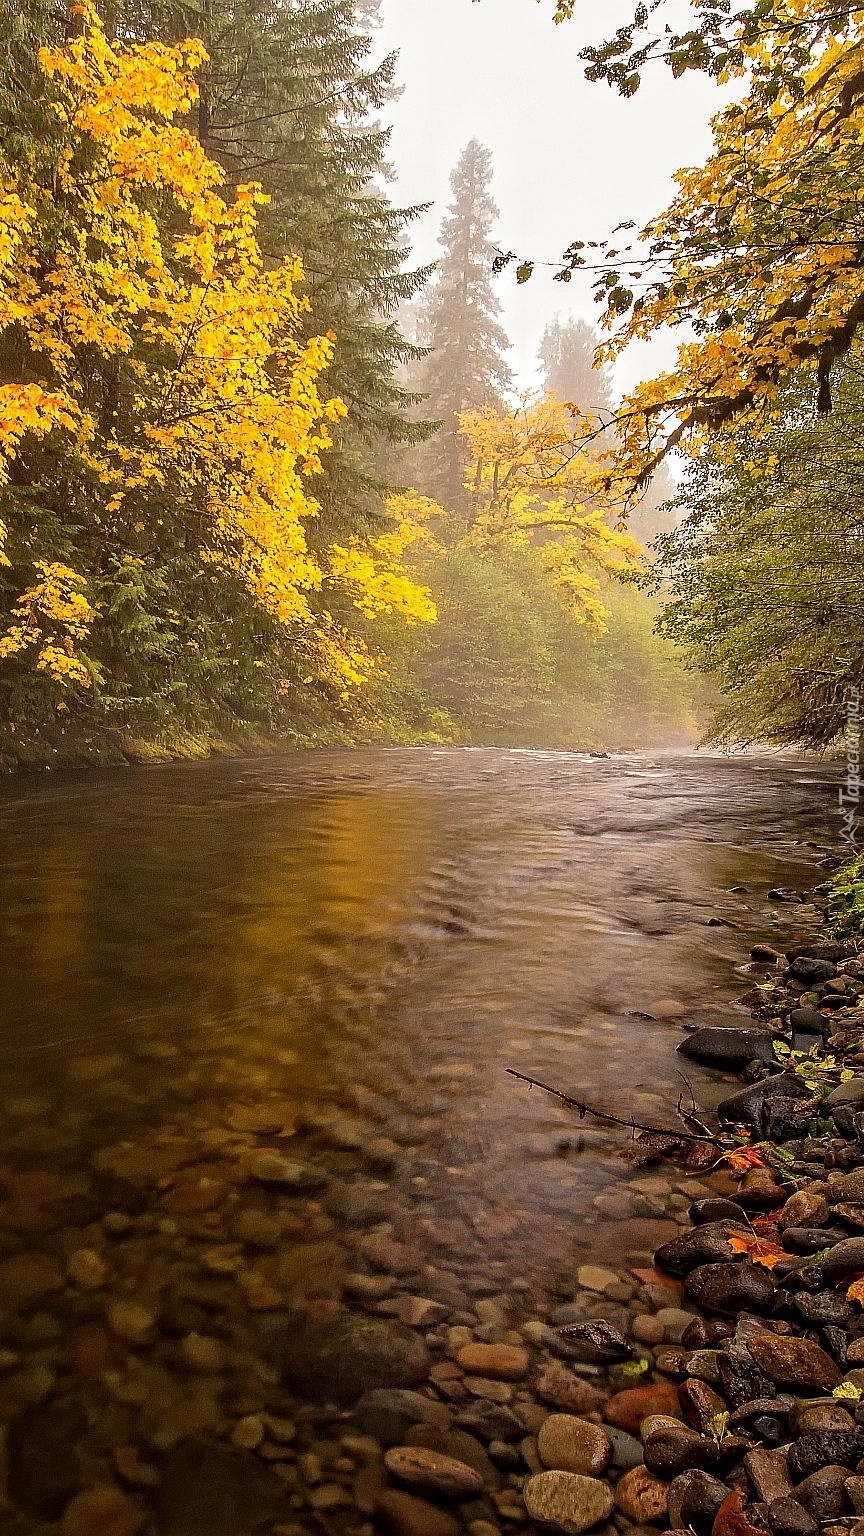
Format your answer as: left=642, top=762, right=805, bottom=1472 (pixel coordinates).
left=717, top=1073, right=812, bottom=1131
left=783, top=1226, right=849, bottom=1254
left=788, top=1431, right=864, bottom=1479
left=787, top=942, right=852, bottom=962
left=643, top=1421, right=719, bottom=1477
left=764, top=1098, right=822, bottom=1141
left=355, top=1388, right=449, bottom=1446
left=682, top=1318, right=733, bottom=1350
left=794, top=1293, right=854, bottom=1328
left=752, top=945, right=781, bottom=962
left=730, top=1397, right=796, bottom=1426
left=752, top=1416, right=788, bottom=1445
left=557, top=1319, right=632, bottom=1360
left=821, top=1327, right=851, bottom=1365
left=655, top=1223, right=753, bottom=1277
left=746, top=1332, right=843, bottom=1392
left=374, top=1489, right=459, bottom=1536
left=157, top=1441, right=284, bottom=1536
left=685, top=1262, right=775, bottom=1317
left=768, top=888, right=803, bottom=902
left=453, top=1401, right=523, bottom=1443
left=744, top=1448, right=793, bottom=1504
left=689, top=1199, right=748, bottom=1226
left=325, top=1183, right=390, bottom=1227
left=667, top=1469, right=730, bottom=1531
left=789, top=957, right=838, bottom=982
left=679, top=1378, right=728, bottom=1433
left=678, top=1028, right=781, bottom=1068
left=277, top=1315, right=430, bottom=1405
left=717, top=1346, right=775, bottom=1409
left=812, top=1237, right=864, bottom=1285
left=793, top=1465, right=851, bottom=1521
left=6, top=1398, right=85, bottom=1520
left=767, top=1497, right=819, bottom=1536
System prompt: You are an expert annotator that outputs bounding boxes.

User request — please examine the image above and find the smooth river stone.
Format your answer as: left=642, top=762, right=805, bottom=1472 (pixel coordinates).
left=523, top=1471, right=615, bottom=1534
left=746, top=1332, right=843, bottom=1392
left=615, top=1465, right=670, bottom=1524
left=684, top=1260, right=775, bottom=1315
left=537, top=1415, right=612, bottom=1475
left=383, top=1446, right=484, bottom=1499
left=455, top=1343, right=529, bottom=1380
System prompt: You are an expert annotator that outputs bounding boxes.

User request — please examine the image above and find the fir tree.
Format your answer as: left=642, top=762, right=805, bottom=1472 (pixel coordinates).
left=537, top=317, right=613, bottom=413
left=420, top=140, right=512, bottom=505
left=124, top=0, right=433, bottom=533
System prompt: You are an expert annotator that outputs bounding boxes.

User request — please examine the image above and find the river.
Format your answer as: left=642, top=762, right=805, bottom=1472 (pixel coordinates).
left=0, top=747, right=840, bottom=1305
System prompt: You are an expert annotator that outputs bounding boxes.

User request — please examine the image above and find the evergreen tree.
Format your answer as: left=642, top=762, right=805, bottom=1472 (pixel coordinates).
left=537, top=316, right=613, bottom=413
left=121, top=0, right=433, bottom=534
left=419, top=140, right=512, bottom=504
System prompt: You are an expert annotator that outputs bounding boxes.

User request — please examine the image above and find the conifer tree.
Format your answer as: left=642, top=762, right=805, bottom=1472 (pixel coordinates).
left=420, top=140, right=512, bottom=505
left=537, top=317, right=613, bottom=413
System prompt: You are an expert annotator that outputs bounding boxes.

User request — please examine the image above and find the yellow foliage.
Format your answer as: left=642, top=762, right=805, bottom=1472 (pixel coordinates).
left=458, top=394, right=642, bottom=633
left=0, top=5, right=432, bottom=693
left=0, top=563, right=97, bottom=687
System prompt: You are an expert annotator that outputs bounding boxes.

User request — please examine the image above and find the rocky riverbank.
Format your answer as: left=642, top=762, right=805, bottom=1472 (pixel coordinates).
left=5, top=880, right=864, bottom=1536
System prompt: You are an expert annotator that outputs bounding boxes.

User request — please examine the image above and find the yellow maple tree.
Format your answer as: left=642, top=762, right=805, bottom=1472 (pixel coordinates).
left=0, top=5, right=432, bottom=693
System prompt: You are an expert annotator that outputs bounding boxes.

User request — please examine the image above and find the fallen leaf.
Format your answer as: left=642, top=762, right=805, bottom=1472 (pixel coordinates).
left=726, top=1230, right=785, bottom=1269
left=847, top=1274, right=864, bottom=1303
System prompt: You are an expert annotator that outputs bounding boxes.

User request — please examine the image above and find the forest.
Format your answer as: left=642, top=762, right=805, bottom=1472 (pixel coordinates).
left=1, top=0, right=863, bottom=768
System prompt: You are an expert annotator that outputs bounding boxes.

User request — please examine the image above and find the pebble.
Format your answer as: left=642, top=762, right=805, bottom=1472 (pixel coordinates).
left=746, top=1332, right=843, bottom=1392
left=106, top=1300, right=156, bottom=1346
left=180, top=1334, right=225, bottom=1373
left=768, top=1497, right=820, bottom=1536
left=535, top=1363, right=606, bottom=1413
left=231, top=1415, right=265, bottom=1450
left=384, top=1446, right=485, bottom=1499
left=354, top=1388, right=449, bottom=1446
left=576, top=1265, right=619, bottom=1292
left=537, top=1416, right=612, bottom=1475
left=523, top=1470, right=614, bottom=1534
left=60, top=1487, right=145, bottom=1536
left=603, top=1382, right=682, bottom=1434
left=667, top=1468, right=729, bottom=1530
left=456, top=1343, right=529, bottom=1380
left=67, top=1248, right=109, bottom=1290
left=615, top=1465, right=669, bottom=1523
left=375, top=1489, right=460, bottom=1536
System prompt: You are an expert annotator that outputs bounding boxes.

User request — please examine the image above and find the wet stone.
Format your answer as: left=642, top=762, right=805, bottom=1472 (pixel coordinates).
left=642, top=1420, right=719, bottom=1477
left=603, top=1381, right=682, bottom=1434
left=744, top=1449, right=794, bottom=1504
left=354, top=1388, right=450, bottom=1446
left=454, top=1401, right=524, bottom=1443
left=685, top=1260, right=775, bottom=1315
left=794, top=1466, right=852, bottom=1522
left=787, top=1430, right=864, bottom=1479
left=537, top=1416, right=612, bottom=1475
left=523, top=1471, right=615, bottom=1534
left=615, top=1465, right=670, bottom=1524
left=403, top=1426, right=500, bottom=1488
left=654, top=1222, right=751, bottom=1277
left=375, top=1489, right=460, bottom=1536
left=667, top=1469, right=729, bottom=1532
left=7, top=1398, right=86, bottom=1520
left=768, top=1498, right=820, bottom=1536
left=679, top=1377, right=727, bottom=1433
left=605, top=1427, right=644, bottom=1469
left=277, top=1315, right=430, bottom=1405
left=157, top=1440, right=284, bottom=1536
left=455, top=1343, right=529, bottom=1380
left=59, top=1487, right=145, bottom=1536
left=384, top=1446, right=485, bottom=1499
left=747, top=1332, right=843, bottom=1392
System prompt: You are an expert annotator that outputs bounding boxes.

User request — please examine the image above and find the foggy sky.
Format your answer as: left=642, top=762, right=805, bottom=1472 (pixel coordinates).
left=376, top=0, right=724, bottom=398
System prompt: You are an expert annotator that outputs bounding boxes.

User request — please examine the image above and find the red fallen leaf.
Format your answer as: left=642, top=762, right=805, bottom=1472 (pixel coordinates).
left=712, top=1489, right=767, bottom=1536
left=847, top=1273, right=864, bottom=1304
left=750, top=1210, right=783, bottom=1241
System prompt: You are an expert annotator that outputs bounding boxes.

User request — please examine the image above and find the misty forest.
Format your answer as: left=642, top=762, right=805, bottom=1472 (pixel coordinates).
left=6, top=4, right=864, bottom=1536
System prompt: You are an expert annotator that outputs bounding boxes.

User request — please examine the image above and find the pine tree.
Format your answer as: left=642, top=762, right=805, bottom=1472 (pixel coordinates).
left=419, top=140, right=512, bottom=505
left=538, top=317, right=613, bottom=413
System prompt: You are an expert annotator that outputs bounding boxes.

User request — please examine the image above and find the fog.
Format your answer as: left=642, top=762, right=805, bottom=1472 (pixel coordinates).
left=377, top=0, right=724, bottom=396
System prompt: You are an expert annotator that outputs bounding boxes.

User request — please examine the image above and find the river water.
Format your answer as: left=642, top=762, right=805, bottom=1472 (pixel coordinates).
left=0, top=747, right=841, bottom=1310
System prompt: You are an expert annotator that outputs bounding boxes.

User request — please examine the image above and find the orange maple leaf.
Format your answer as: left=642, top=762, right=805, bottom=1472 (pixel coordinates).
left=724, top=1146, right=768, bottom=1172
left=726, top=1231, right=785, bottom=1269
left=847, top=1274, right=864, bottom=1303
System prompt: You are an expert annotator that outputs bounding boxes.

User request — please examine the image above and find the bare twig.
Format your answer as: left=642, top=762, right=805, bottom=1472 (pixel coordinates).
left=506, top=1068, right=724, bottom=1145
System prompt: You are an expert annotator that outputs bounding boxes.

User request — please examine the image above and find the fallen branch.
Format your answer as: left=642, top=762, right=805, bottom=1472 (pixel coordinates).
left=505, top=1067, right=724, bottom=1145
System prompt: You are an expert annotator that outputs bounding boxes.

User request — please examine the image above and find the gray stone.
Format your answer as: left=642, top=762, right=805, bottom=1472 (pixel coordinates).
left=678, top=1027, right=781, bottom=1067
left=523, top=1471, right=615, bottom=1534
left=716, top=1073, right=811, bottom=1130
left=794, top=1465, right=852, bottom=1522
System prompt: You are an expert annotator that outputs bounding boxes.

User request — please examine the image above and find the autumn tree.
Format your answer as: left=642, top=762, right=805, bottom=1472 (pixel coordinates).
left=0, top=7, right=434, bottom=737
left=419, top=140, right=513, bottom=505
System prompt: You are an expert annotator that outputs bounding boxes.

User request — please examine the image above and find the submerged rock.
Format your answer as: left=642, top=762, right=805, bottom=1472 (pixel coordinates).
left=277, top=1315, right=430, bottom=1404
left=523, top=1470, right=615, bottom=1534
left=157, top=1440, right=284, bottom=1536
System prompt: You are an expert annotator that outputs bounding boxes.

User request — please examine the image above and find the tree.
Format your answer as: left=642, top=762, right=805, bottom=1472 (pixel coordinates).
left=537, top=316, right=612, bottom=413
left=420, top=140, right=513, bottom=503
left=505, top=2, right=864, bottom=503
left=652, top=358, right=864, bottom=747
left=120, top=0, right=433, bottom=533
left=0, top=7, right=434, bottom=731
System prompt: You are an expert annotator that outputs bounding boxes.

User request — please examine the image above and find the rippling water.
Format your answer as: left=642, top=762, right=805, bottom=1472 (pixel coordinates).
left=0, top=747, right=842, bottom=1297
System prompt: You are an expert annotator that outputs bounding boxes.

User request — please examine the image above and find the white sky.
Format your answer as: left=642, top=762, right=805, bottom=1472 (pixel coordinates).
left=375, top=0, right=724, bottom=397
